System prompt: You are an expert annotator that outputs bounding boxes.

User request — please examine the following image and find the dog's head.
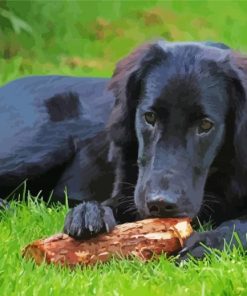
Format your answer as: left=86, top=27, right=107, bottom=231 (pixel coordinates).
left=108, top=40, right=247, bottom=219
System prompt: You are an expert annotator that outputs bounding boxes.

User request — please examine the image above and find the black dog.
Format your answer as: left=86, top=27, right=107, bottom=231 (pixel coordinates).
left=1, top=40, right=247, bottom=259
left=64, top=40, right=247, bottom=259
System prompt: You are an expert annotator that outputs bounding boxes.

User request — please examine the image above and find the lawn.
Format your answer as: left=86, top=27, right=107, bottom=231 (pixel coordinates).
left=1, top=1, right=247, bottom=295
left=1, top=197, right=247, bottom=295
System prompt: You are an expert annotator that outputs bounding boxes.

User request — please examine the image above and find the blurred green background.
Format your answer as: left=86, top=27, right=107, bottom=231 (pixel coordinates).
left=1, top=0, right=247, bottom=85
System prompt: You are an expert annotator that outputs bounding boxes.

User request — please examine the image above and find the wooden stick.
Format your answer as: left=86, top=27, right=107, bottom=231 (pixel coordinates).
left=22, top=218, right=193, bottom=267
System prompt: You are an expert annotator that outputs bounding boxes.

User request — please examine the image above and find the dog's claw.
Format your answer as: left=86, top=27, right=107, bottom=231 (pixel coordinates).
left=63, top=201, right=116, bottom=240
left=178, top=246, right=189, bottom=257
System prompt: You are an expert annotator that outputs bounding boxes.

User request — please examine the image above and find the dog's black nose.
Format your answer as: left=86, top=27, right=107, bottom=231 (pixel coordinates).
left=147, top=198, right=178, bottom=217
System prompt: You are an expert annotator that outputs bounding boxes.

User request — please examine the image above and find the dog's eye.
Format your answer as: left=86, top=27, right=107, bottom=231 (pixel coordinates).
left=197, top=118, right=214, bottom=134
left=144, top=112, right=157, bottom=126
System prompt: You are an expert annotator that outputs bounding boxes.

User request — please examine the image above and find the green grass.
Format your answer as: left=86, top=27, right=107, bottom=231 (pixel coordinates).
left=1, top=0, right=247, bottom=84
left=1, top=1, right=247, bottom=295
left=0, top=197, right=247, bottom=296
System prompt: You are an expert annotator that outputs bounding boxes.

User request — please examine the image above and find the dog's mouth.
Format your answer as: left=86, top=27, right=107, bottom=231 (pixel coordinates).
left=135, top=194, right=199, bottom=219
left=148, top=204, right=189, bottom=218
left=149, top=211, right=191, bottom=218
left=136, top=203, right=193, bottom=220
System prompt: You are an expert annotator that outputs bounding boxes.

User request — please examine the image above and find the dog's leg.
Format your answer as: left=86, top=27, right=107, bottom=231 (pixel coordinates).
left=54, top=133, right=113, bottom=205
left=53, top=149, right=92, bottom=205
left=61, top=138, right=118, bottom=239
left=63, top=141, right=138, bottom=239
left=179, top=216, right=247, bottom=260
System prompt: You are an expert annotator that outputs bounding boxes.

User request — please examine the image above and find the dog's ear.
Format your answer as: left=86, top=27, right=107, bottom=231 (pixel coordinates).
left=107, top=42, right=166, bottom=147
left=226, top=52, right=247, bottom=172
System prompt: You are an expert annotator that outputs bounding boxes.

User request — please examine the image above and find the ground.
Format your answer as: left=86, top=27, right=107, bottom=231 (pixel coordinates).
left=0, top=1, right=247, bottom=295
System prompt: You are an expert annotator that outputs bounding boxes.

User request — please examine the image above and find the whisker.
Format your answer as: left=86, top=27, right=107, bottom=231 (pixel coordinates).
left=116, top=195, right=135, bottom=207
left=199, top=207, right=211, bottom=217
left=203, top=203, right=215, bottom=214
left=117, top=181, right=136, bottom=187
left=200, top=196, right=217, bottom=217
left=204, top=193, right=220, bottom=200
left=117, top=200, right=135, bottom=207
left=117, top=195, right=135, bottom=200
left=122, top=207, right=138, bottom=215
left=117, top=195, right=133, bottom=200
left=117, top=182, right=136, bottom=190
left=122, top=205, right=137, bottom=211
left=115, top=194, right=138, bottom=215
left=122, top=185, right=136, bottom=190
left=203, top=198, right=220, bottom=205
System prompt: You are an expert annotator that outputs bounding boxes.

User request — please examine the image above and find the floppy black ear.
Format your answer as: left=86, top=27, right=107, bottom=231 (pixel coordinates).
left=107, top=41, right=166, bottom=147
left=226, top=53, right=247, bottom=173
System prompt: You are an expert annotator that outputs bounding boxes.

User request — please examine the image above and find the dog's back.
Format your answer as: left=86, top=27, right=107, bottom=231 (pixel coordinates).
left=0, top=75, right=114, bottom=198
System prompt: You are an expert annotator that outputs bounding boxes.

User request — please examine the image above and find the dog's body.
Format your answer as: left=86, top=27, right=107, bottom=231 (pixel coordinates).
left=1, top=40, right=247, bottom=258
left=0, top=76, right=115, bottom=203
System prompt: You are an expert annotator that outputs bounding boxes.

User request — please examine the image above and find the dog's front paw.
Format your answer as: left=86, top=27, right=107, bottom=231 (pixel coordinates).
left=63, top=201, right=116, bottom=240
left=178, top=230, right=224, bottom=261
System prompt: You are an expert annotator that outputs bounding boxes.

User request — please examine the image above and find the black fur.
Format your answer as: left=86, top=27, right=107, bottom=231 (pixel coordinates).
left=64, top=40, right=247, bottom=258
left=1, top=41, right=247, bottom=259
left=45, top=92, right=82, bottom=122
